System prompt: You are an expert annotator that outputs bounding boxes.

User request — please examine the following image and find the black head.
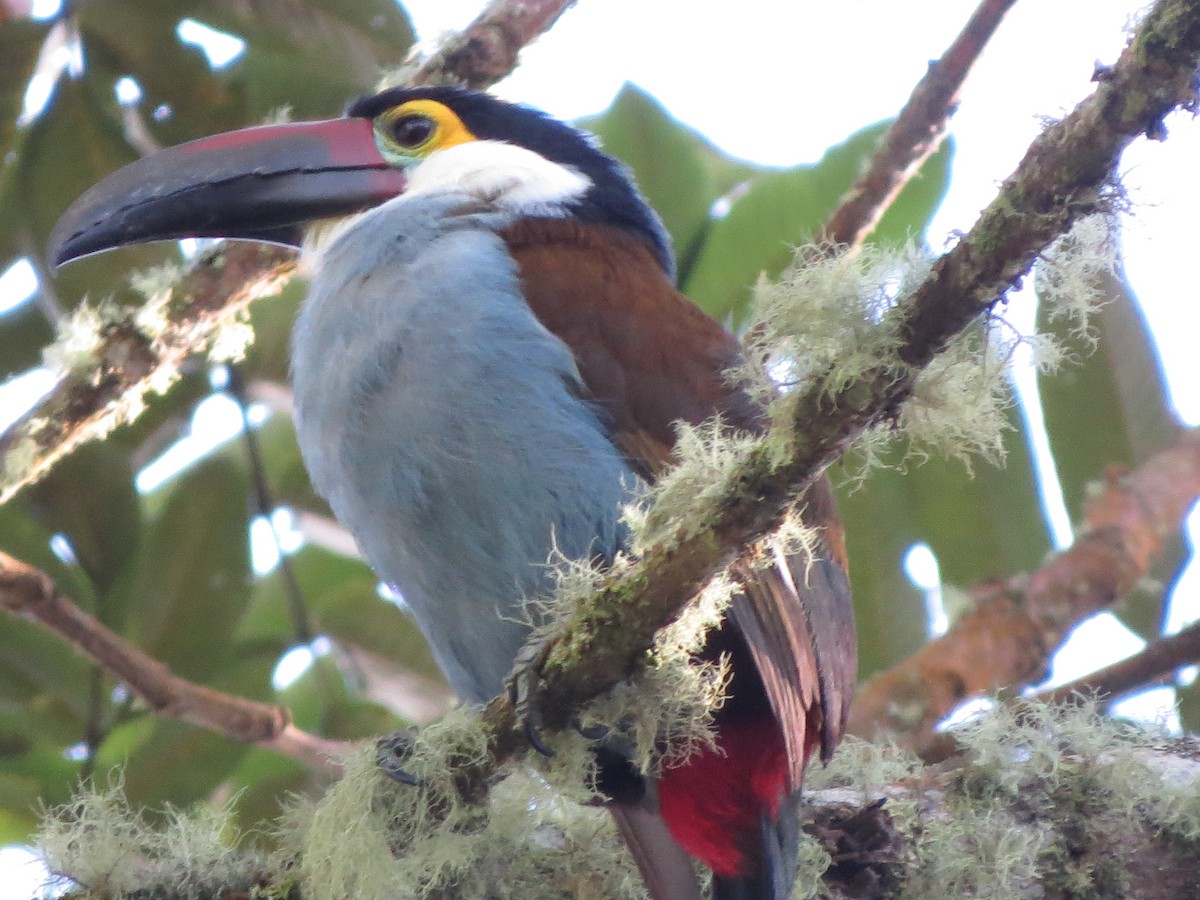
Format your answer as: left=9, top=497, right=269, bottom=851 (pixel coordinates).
left=348, top=86, right=675, bottom=278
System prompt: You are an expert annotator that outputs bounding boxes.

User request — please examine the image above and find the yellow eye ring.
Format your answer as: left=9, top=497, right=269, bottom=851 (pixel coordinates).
left=376, top=99, right=477, bottom=157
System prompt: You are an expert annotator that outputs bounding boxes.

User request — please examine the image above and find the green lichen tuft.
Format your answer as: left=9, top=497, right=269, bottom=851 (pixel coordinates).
left=735, top=244, right=924, bottom=414
left=37, top=775, right=270, bottom=898
left=1035, top=213, right=1120, bottom=350
left=41, top=299, right=124, bottom=374
left=789, top=833, right=833, bottom=899
left=129, top=263, right=184, bottom=338
left=907, top=700, right=1182, bottom=899
left=279, top=718, right=645, bottom=900
left=633, top=418, right=760, bottom=553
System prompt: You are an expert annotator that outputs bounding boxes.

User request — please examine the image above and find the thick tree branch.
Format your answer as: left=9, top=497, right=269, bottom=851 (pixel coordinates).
left=849, top=428, right=1200, bottom=757
left=823, top=0, right=1019, bottom=247
left=0, top=551, right=348, bottom=774
left=0, top=246, right=297, bottom=504
left=5, top=0, right=1200, bottom=828
left=803, top=734, right=1200, bottom=899
left=44, top=704, right=1200, bottom=899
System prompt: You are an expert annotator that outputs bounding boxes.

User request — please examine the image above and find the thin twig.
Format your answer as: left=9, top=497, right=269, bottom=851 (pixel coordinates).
left=0, top=550, right=348, bottom=774
left=1039, top=619, right=1200, bottom=707
left=823, top=0, right=1019, bottom=247
left=227, top=366, right=312, bottom=645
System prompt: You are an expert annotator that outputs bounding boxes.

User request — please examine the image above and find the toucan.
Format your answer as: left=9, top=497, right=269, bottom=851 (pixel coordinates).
left=51, top=86, right=858, bottom=900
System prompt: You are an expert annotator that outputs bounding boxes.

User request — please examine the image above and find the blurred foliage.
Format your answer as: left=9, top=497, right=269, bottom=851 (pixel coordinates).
left=0, top=0, right=1190, bottom=854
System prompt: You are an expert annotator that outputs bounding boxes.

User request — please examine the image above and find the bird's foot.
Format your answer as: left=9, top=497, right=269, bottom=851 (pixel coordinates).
left=507, top=637, right=558, bottom=758
left=376, top=728, right=423, bottom=785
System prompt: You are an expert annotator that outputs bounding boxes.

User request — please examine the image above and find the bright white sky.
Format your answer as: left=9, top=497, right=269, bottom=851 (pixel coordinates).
left=7, top=1, right=1200, bottom=894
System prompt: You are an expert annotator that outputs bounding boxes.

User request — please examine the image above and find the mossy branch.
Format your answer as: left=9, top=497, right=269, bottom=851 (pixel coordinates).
left=403, top=0, right=578, bottom=90
left=42, top=703, right=1200, bottom=899
left=803, top=704, right=1200, bottom=899
left=0, top=246, right=296, bottom=505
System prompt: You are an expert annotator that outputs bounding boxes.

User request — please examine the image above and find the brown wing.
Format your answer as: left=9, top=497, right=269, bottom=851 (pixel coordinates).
left=502, top=217, right=757, bottom=476
left=730, top=478, right=857, bottom=787
left=504, top=217, right=857, bottom=787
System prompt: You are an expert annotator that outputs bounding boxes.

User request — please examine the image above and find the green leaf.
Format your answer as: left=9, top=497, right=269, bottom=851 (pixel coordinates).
left=835, top=405, right=1049, bottom=677
left=682, top=124, right=951, bottom=322
left=0, top=307, right=56, bottom=381
left=78, top=12, right=245, bottom=149
left=114, top=721, right=250, bottom=810
left=0, top=499, right=97, bottom=609
left=191, top=0, right=415, bottom=117
left=1177, top=678, right=1200, bottom=736
left=578, top=84, right=754, bottom=275
left=0, top=616, right=95, bottom=730
left=237, top=544, right=374, bottom=646
left=241, top=277, right=307, bottom=385
left=323, top=697, right=402, bottom=740
left=0, top=742, right=81, bottom=809
left=120, top=456, right=252, bottom=682
left=247, top=412, right=330, bottom=519
left=7, top=75, right=175, bottom=306
left=0, top=773, right=46, bottom=843
left=276, top=654, right=346, bottom=733
left=313, top=580, right=443, bottom=686
left=25, top=443, right=141, bottom=601
left=0, top=807, right=40, bottom=845
left=1037, top=263, right=1180, bottom=515
left=0, top=19, right=49, bottom=164
left=223, top=746, right=309, bottom=833
left=0, top=20, right=49, bottom=268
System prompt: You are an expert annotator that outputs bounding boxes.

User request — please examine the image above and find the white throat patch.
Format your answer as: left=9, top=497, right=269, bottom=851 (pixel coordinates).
left=404, top=140, right=591, bottom=215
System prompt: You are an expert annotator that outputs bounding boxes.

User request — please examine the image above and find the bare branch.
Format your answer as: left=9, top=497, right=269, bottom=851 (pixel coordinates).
left=0, top=551, right=348, bottom=774
left=408, top=0, right=578, bottom=89
left=1039, top=619, right=1200, bottom=707
left=823, top=0, right=1019, bottom=247
left=849, top=428, right=1200, bottom=756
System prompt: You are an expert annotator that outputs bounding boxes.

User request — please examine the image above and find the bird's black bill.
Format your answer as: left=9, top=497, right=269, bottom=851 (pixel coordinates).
left=50, top=118, right=407, bottom=267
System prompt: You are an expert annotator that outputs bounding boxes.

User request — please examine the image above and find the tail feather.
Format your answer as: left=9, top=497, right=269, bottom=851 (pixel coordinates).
left=712, top=795, right=802, bottom=900
left=609, top=796, right=703, bottom=900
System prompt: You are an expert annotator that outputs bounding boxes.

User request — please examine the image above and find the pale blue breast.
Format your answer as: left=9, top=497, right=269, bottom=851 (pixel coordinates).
left=291, top=193, right=638, bottom=703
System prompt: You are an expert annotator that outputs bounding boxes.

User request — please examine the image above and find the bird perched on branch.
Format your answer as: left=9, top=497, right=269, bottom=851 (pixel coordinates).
left=52, top=86, right=857, bottom=900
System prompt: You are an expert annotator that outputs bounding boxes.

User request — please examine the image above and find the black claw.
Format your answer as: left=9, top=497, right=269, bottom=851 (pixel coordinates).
left=524, top=714, right=556, bottom=758
left=380, top=761, right=422, bottom=786
left=376, top=730, right=423, bottom=786
left=573, top=719, right=608, bottom=741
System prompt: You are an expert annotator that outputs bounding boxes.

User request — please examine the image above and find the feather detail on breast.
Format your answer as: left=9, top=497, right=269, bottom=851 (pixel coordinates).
left=502, top=217, right=761, bottom=476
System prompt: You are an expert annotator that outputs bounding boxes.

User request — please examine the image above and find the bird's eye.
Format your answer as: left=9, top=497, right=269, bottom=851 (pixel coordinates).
left=389, top=114, right=436, bottom=149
